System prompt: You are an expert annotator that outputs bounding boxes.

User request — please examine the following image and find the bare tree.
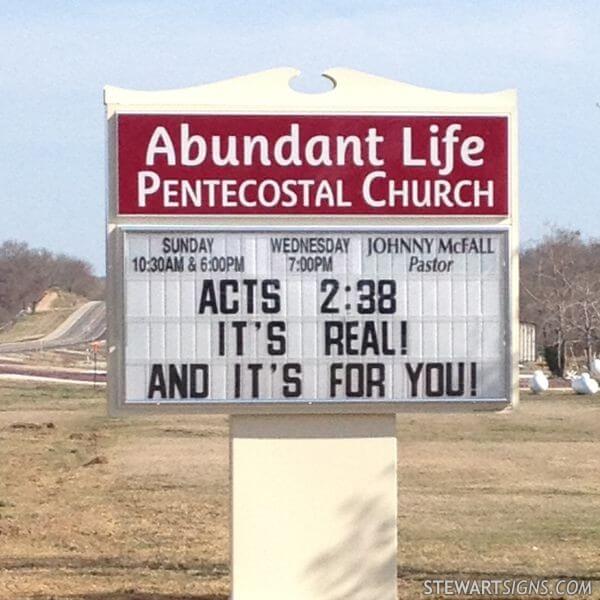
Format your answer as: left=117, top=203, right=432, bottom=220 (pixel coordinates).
left=521, top=228, right=600, bottom=374
left=0, top=240, right=103, bottom=324
left=566, top=245, right=600, bottom=368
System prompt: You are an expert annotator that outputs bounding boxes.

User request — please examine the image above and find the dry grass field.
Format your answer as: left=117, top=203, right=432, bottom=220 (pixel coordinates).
left=0, top=311, right=76, bottom=344
left=0, top=381, right=599, bottom=599
left=0, top=292, right=85, bottom=344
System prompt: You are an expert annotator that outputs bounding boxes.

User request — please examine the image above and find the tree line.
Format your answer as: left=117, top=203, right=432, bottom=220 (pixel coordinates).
left=0, top=240, right=104, bottom=324
left=520, top=228, right=600, bottom=375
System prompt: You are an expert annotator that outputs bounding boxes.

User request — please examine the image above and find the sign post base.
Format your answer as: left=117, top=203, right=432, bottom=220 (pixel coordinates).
left=230, top=414, right=398, bottom=600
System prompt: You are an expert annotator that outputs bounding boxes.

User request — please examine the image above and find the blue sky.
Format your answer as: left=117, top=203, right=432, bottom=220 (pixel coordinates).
left=1, top=0, right=599, bottom=274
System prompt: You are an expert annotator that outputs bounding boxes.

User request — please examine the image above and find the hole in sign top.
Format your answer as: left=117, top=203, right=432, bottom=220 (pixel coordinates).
left=288, top=71, right=337, bottom=94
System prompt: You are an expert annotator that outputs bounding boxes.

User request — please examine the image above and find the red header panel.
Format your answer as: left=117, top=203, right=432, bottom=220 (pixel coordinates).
left=117, top=114, right=508, bottom=216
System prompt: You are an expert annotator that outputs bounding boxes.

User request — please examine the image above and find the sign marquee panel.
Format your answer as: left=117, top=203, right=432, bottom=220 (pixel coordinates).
left=122, top=228, right=508, bottom=407
left=117, top=114, right=509, bottom=217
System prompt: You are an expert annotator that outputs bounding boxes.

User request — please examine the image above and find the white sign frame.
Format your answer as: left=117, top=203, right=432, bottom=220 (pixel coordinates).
left=105, top=68, right=519, bottom=416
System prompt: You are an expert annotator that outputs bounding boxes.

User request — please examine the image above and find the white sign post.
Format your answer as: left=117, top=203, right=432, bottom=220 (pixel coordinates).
left=105, top=68, right=518, bottom=599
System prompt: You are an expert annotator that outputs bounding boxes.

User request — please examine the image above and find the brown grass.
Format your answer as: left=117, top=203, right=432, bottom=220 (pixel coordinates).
left=0, top=291, right=86, bottom=344
left=0, top=382, right=598, bottom=599
left=0, top=310, right=74, bottom=343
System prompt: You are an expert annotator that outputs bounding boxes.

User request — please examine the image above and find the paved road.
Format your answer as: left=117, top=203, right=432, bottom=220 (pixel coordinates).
left=0, top=301, right=107, bottom=354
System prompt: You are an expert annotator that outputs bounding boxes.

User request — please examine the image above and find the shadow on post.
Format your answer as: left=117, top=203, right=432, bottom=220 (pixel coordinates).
left=304, top=463, right=397, bottom=600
